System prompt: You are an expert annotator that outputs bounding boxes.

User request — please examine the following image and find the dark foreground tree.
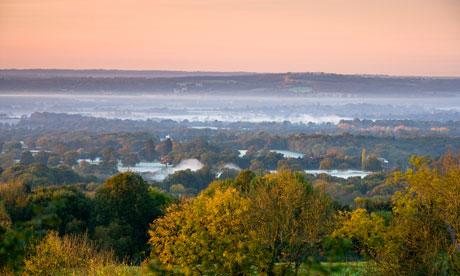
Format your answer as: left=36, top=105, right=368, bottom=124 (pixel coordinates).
left=93, top=172, right=170, bottom=261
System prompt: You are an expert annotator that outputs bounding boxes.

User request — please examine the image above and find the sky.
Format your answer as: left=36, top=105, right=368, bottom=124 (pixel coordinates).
left=1, top=0, right=459, bottom=76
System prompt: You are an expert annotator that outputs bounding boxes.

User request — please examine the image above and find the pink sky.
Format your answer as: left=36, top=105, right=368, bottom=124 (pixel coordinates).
left=1, top=0, right=459, bottom=76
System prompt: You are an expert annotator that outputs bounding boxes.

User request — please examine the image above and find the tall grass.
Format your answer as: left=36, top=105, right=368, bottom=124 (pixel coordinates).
left=3, top=231, right=141, bottom=276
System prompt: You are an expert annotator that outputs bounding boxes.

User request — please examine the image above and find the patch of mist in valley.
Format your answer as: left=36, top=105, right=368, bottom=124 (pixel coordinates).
left=121, top=159, right=242, bottom=181
left=221, top=163, right=241, bottom=171
left=142, top=159, right=204, bottom=181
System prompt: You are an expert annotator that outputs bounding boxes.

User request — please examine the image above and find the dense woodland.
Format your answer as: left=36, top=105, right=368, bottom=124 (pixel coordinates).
left=0, top=112, right=459, bottom=275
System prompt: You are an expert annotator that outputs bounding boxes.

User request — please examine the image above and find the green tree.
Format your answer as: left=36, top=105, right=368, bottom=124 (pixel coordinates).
left=234, top=169, right=256, bottom=192
left=362, top=155, right=383, bottom=172
left=93, top=172, right=170, bottom=260
left=169, top=184, right=187, bottom=197
left=141, top=139, right=157, bottom=161
left=88, top=147, right=99, bottom=161
left=0, top=152, right=15, bottom=170
left=19, top=151, right=35, bottom=165
left=25, top=186, right=93, bottom=235
left=2, top=141, right=22, bottom=153
left=97, top=160, right=119, bottom=175
left=100, top=146, right=119, bottom=162
left=277, top=158, right=303, bottom=172
left=47, top=156, right=61, bottom=167
left=156, top=137, right=173, bottom=157
left=163, top=166, right=216, bottom=193
left=121, top=152, right=140, bottom=167
left=34, top=151, right=51, bottom=165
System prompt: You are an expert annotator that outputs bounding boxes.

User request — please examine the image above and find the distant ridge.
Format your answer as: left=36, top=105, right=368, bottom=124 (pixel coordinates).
left=1, top=69, right=459, bottom=96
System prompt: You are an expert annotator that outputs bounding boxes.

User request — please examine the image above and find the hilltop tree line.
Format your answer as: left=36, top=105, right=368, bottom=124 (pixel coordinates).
left=2, top=112, right=460, bottom=137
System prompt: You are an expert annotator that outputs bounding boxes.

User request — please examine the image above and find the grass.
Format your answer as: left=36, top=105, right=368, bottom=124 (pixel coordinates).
left=86, top=261, right=369, bottom=276
left=280, top=261, right=368, bottom=276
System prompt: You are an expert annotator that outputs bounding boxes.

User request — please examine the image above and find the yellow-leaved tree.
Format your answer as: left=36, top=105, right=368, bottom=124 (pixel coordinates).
left=248, top=170, right=334, bottom=275
left=333, top=153, right=460, bottom=275
left=148, top=187, right=265, bottom=276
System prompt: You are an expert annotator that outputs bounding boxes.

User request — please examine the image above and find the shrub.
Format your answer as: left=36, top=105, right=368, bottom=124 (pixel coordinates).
left=20, top=231, right=125, bottom=276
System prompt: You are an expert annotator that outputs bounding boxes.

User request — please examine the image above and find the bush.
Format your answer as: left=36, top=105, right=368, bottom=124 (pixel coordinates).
left=20, top=231, right=127, bottom=276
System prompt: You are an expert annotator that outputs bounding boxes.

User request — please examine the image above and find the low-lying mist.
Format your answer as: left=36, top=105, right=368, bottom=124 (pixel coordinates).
left=1, top=93, right=460, bottom=123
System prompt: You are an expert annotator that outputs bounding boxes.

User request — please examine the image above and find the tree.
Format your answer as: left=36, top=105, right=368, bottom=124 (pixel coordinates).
left=93, top=172, right=170, bottom=260
left=163, top=166, right=216, bottom=193
left=2, top=141, right=22, bottom=153
left=24, top=138, right=36, bottom=150
left=52, top=144, right=68, bottom=155
left=362, top=155, right=383, bottom=172
left=246, top=146, right=258, bottom=157
left=47, top=156, right=61, bottom=167
left=34, top=151, right=51, bottom=165
left=319, top=158, right=334, bottom=170
left=234, top=169, right=256, bottom=192
left=100, top=146, right=119, bottom=162
left=169, top=184, right=187, bottom=197
left=249, top=159, right=264, bottom=171
left=277, top=158, right=303, bottom=172
left=0, top=163, right=84, bottom=190
left=0, top=152, right=15, bottom=169
left=248, top=170, right=334, bottom=275
left=121, top=152, right=140, bottom=167
left=25, top=186, right=93, bottom=235
left=149, top=188, right=265, bottom=275
left=74, top=160, right=96, bottom=176
left=141, top=139, right=157, bottom=161
left=332, top=208, right=387, bottom=262
left=97, top=160, right=119, bottom=176
left=160, top=155, right=171, bottom=166
left=117, top=145, right=131, bottom=157
left=19, top=151, right=35, bottom=165
left=63, top=151, right=79, bottom=167
left=334, top=154, right=460, bottom=275
left=150, top=171, right=334, bottom=276
left=156, top=137, right=172, bottom=157
left=218, top=168, right=240, bottom=181
left=87, top=148, right=99, bottom=161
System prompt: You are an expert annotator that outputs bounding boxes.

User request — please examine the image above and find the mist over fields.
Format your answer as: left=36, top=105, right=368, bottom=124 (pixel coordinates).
left=1, top=69, right=460, bottom=123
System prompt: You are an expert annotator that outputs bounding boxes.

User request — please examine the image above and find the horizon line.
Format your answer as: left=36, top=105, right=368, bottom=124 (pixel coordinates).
left=1, top=68, right=460, bottom=79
